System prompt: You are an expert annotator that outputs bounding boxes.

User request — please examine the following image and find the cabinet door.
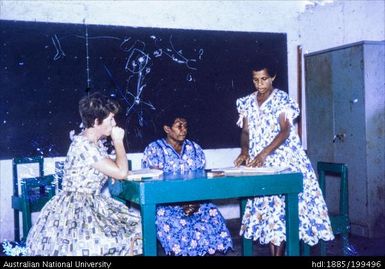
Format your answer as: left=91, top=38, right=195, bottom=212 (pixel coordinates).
left=331, top=45, right=366, bottom=168
left=305, top=53, right=335, bottom=167
left=306, top=45, right=366, bottom=163
left=306, top=44, right=367, bottom=221
left=331, top=45, right=367, bottom=223
left=306, top=42, right=384, bottom=237
left=305, top=50, right=342, bottom=214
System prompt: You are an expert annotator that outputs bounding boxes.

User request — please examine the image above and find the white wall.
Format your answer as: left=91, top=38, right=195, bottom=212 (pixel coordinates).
left=298, top=0, right=385, bottom=148
left=299, top=1, right=384, bottom=53
left=1, top=0, right=384, bottom=241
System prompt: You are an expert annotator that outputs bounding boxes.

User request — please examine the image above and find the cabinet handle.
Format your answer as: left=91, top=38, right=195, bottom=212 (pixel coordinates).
left=333, top=133, right=346, bottom=143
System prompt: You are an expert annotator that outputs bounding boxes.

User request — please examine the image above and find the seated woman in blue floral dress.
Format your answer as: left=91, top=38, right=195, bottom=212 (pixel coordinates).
left=142, top=111, right=233, bottom=256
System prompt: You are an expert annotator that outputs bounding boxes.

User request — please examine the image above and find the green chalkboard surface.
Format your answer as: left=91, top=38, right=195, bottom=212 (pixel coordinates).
left=0, top=20, right=287, bottom=159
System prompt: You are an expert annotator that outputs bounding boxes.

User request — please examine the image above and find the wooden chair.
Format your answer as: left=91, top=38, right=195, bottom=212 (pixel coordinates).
left=317, top=161, right=350, bottom=255
left=11, top=156, right=44, bottom=242
left=20, top=175, right=56, bottom=239
left=301, top=161, right=350, bottom=256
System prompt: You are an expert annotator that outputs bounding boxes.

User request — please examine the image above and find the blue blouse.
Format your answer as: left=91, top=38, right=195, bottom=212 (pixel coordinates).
left=142, top=138, right=206, bottom=172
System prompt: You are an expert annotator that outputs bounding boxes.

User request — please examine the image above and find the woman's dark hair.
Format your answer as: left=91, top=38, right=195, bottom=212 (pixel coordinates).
left=160, top=109, right=188, bottom=127
left=79, top=92, right=120, bottom=128
left=251, top=55, right=279, bottom=77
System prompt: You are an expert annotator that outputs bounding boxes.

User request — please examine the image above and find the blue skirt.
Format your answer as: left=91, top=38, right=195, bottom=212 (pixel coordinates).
left=156, top=202, right=233, bottom=256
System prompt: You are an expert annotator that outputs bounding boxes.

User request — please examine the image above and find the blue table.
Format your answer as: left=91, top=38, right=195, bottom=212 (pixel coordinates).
left=109, top=170, right=303, bottom=256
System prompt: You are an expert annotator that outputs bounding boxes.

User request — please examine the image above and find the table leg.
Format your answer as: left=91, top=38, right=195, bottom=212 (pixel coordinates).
left=285, top=193, right=299, bottom=256
left=141, top=204, right=157, bottom=256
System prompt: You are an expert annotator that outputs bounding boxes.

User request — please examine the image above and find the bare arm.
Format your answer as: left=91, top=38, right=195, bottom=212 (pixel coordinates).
left=234, top=117, right=250, bottom=167
left=92, top=127, right=128, bottom=180
left=248, top=112, right=291, bottom=167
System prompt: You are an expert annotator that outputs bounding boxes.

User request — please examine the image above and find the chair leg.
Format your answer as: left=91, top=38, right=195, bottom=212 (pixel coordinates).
left=21, top=198, right=32, bottom=242
left=242, top=238, right=253, bottom=256
left=302, top=241, right=311, bottom=256
left=22, top=211, right=32, bottom=241
left=14, top=210, right=20, bottom=242
left=342, top=233, right=350, bottom=256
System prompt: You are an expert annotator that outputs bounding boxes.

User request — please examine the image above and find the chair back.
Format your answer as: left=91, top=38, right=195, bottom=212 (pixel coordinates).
left=21, top=175, right=55, bottom=212
left=317, top=162, right=349, bottom=219
left=13, top=156, right=44, bottom=196
left=20, top=175, right=55, bottom=238
left=317, top=161, right=350, bottom=255
left=12, top=156, right=44, bottom=242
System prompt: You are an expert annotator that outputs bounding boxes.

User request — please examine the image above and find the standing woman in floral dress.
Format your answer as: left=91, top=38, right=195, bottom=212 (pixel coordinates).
left=234, top=60, right=334, bottom=256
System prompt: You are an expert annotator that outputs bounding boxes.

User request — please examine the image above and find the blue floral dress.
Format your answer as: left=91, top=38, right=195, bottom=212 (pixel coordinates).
left=142, top=138, right=233, bottom=256
left=25, top=135, right=143, bottom=256
left=236, top=89, right=334, bottom=246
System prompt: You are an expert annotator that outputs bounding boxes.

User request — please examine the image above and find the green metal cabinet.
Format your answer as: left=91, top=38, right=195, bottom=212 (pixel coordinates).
left=305, top=41, right=385, bottom=238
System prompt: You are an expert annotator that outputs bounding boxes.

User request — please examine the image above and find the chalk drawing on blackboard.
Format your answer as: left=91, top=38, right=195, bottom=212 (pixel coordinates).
left=47, top=27, right=204, bottom=144
left=49, top=27, right=203, bottom=141
left=51, top=34, right=66, bottom=61
left=161, top=35, right=198, bottom=70
left=31, top=138, right=59, bottom=157
left=125, top=48, right=150, bottom=73
left=85, top=24, right=91, bottom=90
left=0, top=20, right=287, bottom=159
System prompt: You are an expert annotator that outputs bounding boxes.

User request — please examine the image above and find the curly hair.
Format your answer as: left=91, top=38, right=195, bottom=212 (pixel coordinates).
left=79, top=92, right=120, bottom=128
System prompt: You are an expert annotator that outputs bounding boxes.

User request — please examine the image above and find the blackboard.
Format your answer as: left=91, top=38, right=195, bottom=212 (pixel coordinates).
left=0, top=20, right=287, bottom=159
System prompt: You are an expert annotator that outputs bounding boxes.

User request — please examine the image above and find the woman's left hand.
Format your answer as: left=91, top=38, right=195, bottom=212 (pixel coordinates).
left=248, top=151, right=268, bottom=167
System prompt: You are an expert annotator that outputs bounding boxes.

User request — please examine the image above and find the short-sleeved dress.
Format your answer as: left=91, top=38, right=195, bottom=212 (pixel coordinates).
left=142, top=138, right=233, bottom=256
left=236, top=89, right=334, bottom=246
left=25, top=135, right=143, bottom=256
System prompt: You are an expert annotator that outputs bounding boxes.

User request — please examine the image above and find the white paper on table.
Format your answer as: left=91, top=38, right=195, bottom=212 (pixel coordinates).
left=211, top=166, right=289, bottom=176
left=126, top=168, right=163, bottom=181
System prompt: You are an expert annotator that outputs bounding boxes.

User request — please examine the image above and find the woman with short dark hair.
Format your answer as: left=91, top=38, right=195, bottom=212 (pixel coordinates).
left=26, top=92, right=142, bottom=256
left=142, top=113, right=233, bottom=256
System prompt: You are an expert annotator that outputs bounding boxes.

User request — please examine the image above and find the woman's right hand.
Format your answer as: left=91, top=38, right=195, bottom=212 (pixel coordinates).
left=111, top=126, right=125, bottom=142
left=234, top=153, right=250, bottom=167
left=182, top=203, right=200, bottom=216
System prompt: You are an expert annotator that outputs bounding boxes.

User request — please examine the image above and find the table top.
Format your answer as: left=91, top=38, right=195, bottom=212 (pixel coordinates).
left=109, top=169, right=303, bottom=205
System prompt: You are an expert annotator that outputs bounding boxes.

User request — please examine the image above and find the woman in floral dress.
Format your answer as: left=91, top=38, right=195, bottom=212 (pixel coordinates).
left=142, top=112, right=233, bottom=256
left=234, top=61, right=334, bottom=256
left=26, top=92, right=142, bottom=256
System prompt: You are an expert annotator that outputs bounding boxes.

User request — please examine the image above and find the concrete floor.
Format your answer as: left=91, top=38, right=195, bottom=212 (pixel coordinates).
left=1, top=218, right=383, bottom=256
left=225, top=218, right=385, bottom=256
left=157, top=218, right=385, bottom=256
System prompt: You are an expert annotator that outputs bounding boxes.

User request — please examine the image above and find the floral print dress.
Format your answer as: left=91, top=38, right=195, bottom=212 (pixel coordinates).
left=142, top=138, right=233, bottom=256
left=236, top=89, right=334, bottom=246
left=26, top=135, right=143, bottom=256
